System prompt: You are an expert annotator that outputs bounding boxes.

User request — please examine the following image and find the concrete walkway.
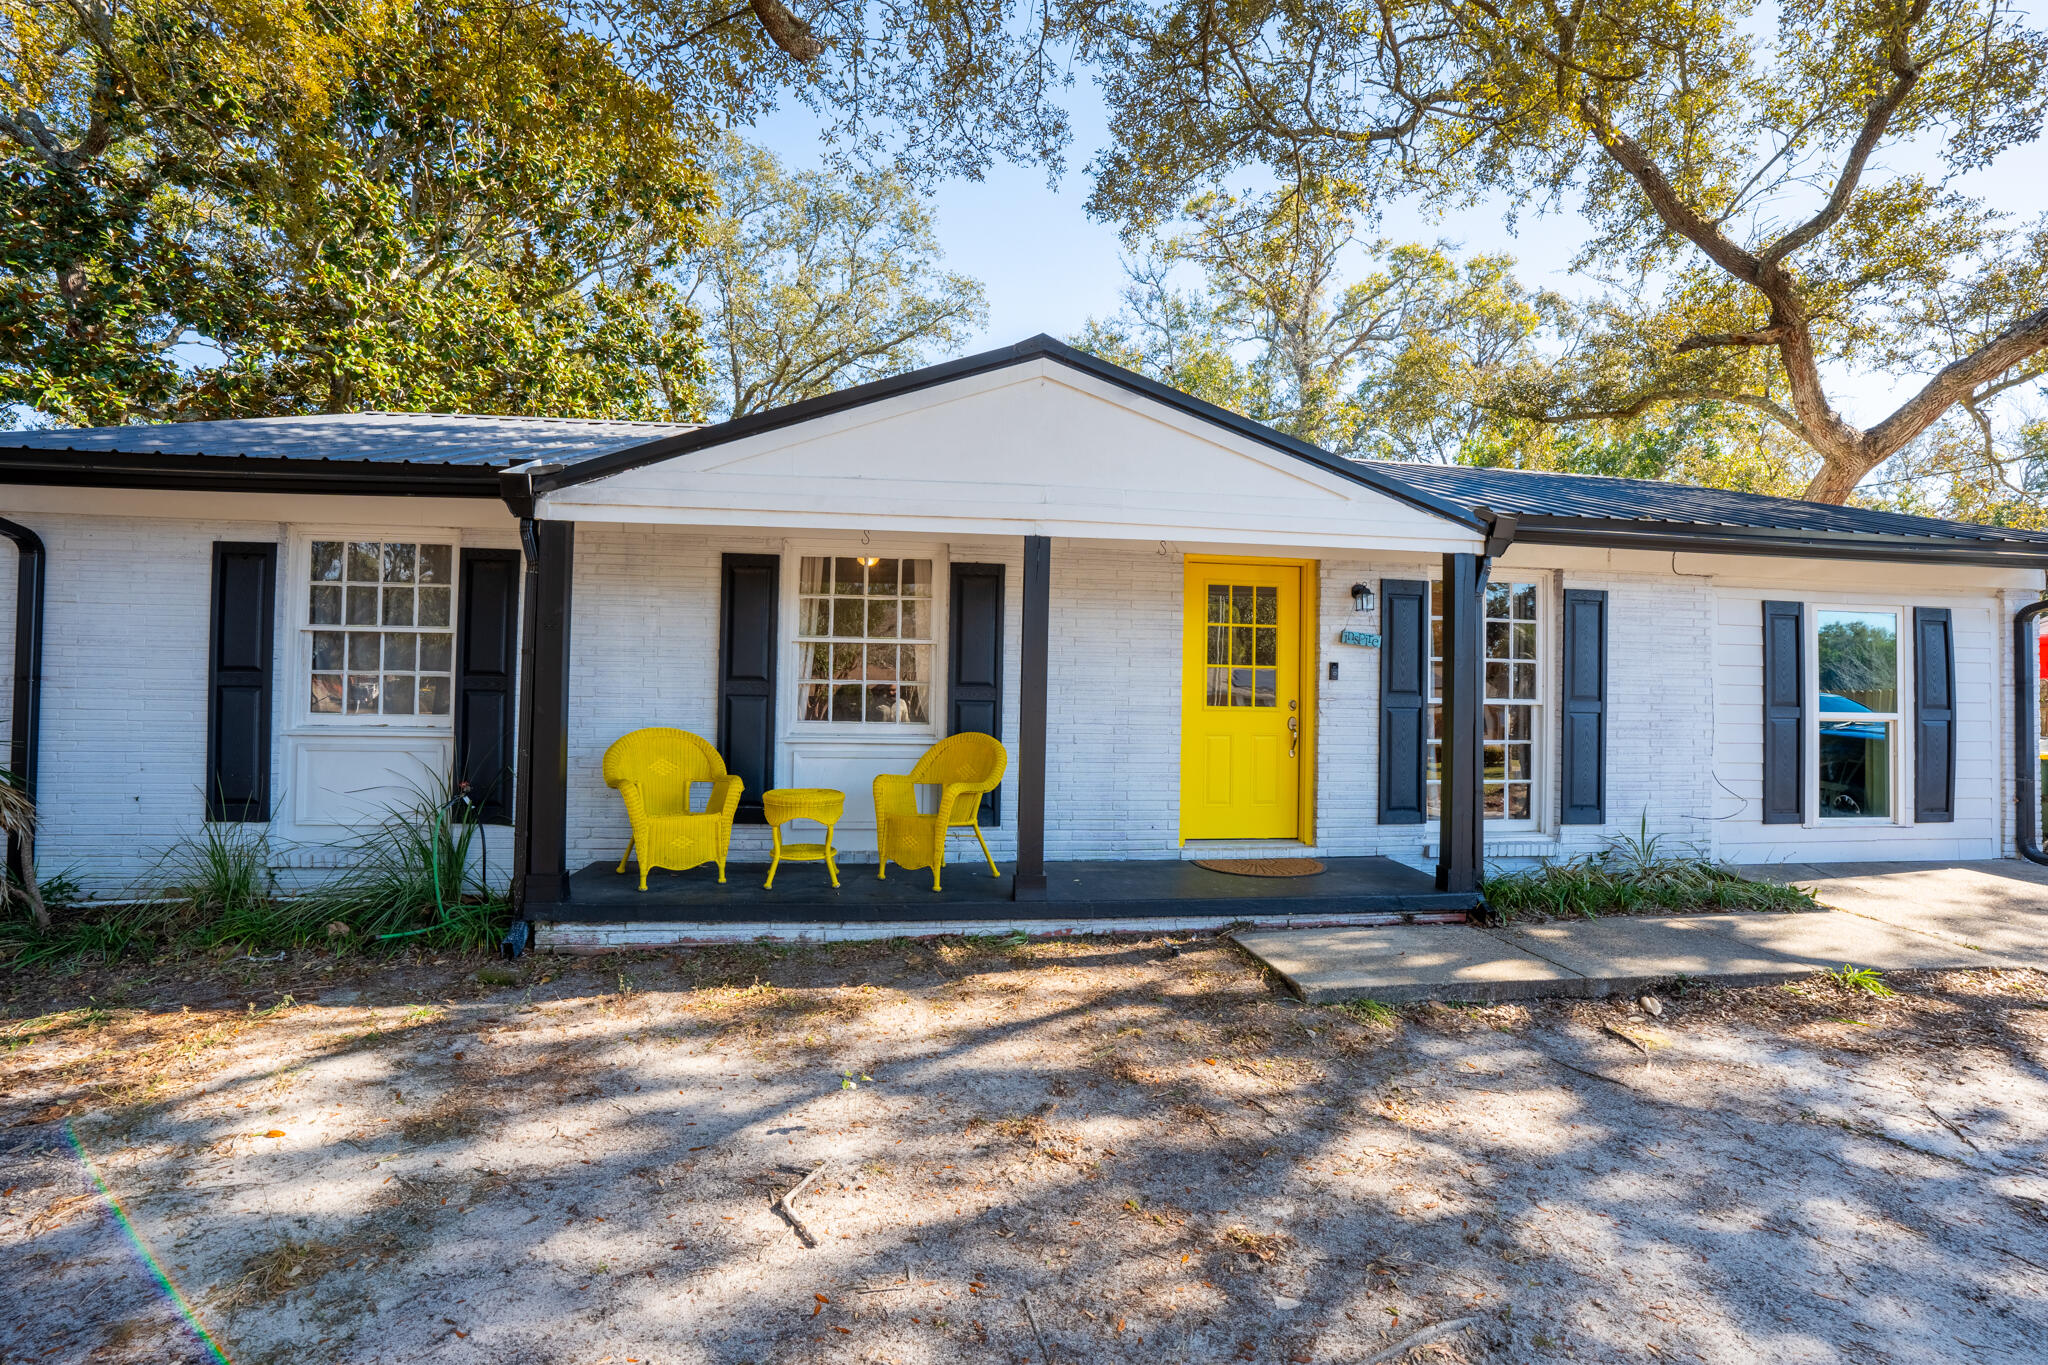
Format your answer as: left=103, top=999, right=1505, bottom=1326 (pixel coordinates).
left=1236, top=859, right=2048, bottom=1004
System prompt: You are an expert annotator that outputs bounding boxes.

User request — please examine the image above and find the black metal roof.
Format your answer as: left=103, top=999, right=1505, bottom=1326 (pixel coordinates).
left=0, top=411, right=697, bottom=465
left=1363, top=460, right=2048, bottom=547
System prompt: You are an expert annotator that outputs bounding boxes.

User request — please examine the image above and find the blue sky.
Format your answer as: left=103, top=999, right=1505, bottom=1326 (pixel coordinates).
left=754, top=79, right=2048, bottom=431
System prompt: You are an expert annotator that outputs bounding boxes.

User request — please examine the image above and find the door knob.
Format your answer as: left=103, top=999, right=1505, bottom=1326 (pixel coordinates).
left=1287, top=715, right=1299, bottom=758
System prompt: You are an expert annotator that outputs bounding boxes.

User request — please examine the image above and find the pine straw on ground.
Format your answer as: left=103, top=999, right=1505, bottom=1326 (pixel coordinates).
left=3, top=935, right=2046, bottom=1364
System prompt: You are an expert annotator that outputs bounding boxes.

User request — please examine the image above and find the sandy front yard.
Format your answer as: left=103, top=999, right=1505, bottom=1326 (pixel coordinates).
left=3, top=933, right=2047, bottom=1364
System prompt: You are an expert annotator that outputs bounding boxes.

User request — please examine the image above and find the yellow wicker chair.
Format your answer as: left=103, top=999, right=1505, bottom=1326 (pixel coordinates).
left=603, top=728, right=743, bottom=889
left=873, top=733, right=1008, bottom=891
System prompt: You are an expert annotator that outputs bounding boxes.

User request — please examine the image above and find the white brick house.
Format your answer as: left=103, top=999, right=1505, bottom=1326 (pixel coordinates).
left=2, top=336, right=2044, bottom=943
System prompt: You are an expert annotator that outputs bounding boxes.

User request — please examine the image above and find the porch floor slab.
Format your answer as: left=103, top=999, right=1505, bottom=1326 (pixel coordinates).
left=537, top=855, right=1481, bottom=924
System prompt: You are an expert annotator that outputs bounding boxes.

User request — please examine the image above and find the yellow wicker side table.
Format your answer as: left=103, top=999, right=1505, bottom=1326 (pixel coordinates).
left=762, top=787, right=844, bottom=890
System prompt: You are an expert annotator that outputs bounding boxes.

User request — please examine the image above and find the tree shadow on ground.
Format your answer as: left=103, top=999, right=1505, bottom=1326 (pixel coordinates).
left=4, top=939, right=2047, bottom=1364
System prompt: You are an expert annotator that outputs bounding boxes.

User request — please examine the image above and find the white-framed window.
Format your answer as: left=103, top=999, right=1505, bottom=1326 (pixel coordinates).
left=1427, top=578, right=1543, bottom=824
left=794, top=555, right=936, bottom=726
left=303, top=538, right=457, bottom=722
left=1813, top=606, right=1901, bottom=821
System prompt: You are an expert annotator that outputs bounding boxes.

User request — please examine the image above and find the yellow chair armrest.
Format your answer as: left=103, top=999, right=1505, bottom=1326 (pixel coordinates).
left=617, top=778, right=649, bottom=826
left=940, top=781, right=989, bottom=824
left=873, top=773, right=919, bottom=818
left=709, top=774, right=743, bottom=819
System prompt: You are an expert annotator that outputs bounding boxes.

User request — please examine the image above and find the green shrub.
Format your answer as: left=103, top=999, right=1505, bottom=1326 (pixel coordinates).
left=1824, top=963, right=1895, bottom=996
left=0, top=780, right=508, bottom=969
left=1482, top=820, right=1816, bottom=924
left=301, top=780, right=509, bottom=951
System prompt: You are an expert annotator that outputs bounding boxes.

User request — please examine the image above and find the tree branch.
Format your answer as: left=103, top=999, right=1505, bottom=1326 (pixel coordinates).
left=1757, top=0, right=1929, bottom=267
left=1672, top=324, right=1791, bottom=355
left=1863, top=304, right=2048, bottom=464
left=750, top=0, right=825, bottom=61
left=1502, top=385, right=1805, bottom=440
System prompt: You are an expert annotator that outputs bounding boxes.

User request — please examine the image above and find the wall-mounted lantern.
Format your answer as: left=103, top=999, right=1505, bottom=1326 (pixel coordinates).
left=1350, top=582, right=1375, bottom=614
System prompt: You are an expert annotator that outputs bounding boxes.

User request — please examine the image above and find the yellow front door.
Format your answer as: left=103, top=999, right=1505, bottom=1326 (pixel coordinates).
left=1181, top=561, right=1303, bottom=840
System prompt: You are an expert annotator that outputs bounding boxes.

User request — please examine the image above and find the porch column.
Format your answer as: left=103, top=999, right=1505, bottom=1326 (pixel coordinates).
left=513, top=519, right=574, bottom=911
left=1436, top=552, right=1484, bottom=894
left=1013, top=534, right=1050, bottom=901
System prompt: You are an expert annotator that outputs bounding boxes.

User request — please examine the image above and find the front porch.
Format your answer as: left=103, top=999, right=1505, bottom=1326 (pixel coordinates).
left=501, top=349, right=1507, bottom=931
left=536, top=854, right=1479, bottom=925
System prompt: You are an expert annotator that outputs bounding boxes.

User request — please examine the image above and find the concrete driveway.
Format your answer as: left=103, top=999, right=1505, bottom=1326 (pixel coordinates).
left=1237, top=859, right=2048, bottom=1004
left=1737, top=859, right=2048, bottom=964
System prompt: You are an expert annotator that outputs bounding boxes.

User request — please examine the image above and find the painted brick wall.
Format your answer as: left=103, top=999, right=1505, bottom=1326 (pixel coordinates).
left=1551, top=569, right=1719, bottom=859
left=1043, top=541, right=1183, bottom=858
left=563, top=526, right=1027, bottom=870
left=11, top=511, right=266, bottom=887
left=0, top=509, right=521, bottom=894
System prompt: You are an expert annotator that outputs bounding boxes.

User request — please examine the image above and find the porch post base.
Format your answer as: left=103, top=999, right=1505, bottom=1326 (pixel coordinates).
left=519, top=872, right=571, bottom=906
left=1011, top=874, right=1048, bottom=901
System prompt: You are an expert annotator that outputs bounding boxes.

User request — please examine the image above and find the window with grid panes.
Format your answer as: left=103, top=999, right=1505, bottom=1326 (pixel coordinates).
left=1203, top=582, right=1280, bottom=707
left=795, top=557, right=934, bottom=724
left=1426, top=580, right=1540, bottom=820
left=306, top=541, right=455, bottom=719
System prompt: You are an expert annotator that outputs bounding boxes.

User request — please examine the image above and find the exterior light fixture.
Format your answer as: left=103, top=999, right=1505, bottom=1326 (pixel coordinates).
left=857, top=556, right=880, bottom=567
left=1350, top=582, right=1375, bottom=614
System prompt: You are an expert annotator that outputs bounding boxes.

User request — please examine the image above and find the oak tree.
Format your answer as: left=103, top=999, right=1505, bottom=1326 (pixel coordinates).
left=0, top=2, right=711, bottom=423
left=680, top=133, right=986, bottom=418
left=1074, top=0, right=2048, bottom=503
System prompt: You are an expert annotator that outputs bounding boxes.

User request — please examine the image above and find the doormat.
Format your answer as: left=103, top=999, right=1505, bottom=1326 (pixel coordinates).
left=1193, top=858, right=1327, bottom=878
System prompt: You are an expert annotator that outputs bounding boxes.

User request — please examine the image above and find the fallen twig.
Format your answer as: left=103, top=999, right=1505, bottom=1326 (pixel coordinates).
left=1601, top=1023, right=1653, bottom=1067
left=1543, top=1055, right=1639, bottom=1091
left=1357, top=1315, right=1480, bottom=1364
left=1995, top=1244, right=2048, bottom=1275
left=774, top=1163, right=824, bottom=1248
left=1021, top=1291, right=1052, bottom=1365
left=1923, top=1103, right=1983, bottom=1153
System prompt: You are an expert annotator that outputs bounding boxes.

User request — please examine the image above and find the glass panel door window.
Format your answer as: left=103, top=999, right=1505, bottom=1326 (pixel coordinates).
left=306, top=540, right=456, bottom=719
left=1204, top=582, right=1281, bottom=708
left=1426, top=580, right=1541, bottom=820
left=796, top=556, right=934, bottom=724
left=1816, top=609, right=1898, bottom=819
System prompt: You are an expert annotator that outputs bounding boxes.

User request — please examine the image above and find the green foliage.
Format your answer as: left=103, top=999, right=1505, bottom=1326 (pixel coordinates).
left=0, top=783, right=506, bottom=969
left=1072, top=183, right=1555, bottom=459
left=1824, top=964, right=1896, bottom=998
left=1483, top=821, right=1817, bottom=924
left=1074, top=0, right=2048, bottom=503
left=300, top=783, right=509, bottom=951
left=1333, top=997, right=1399, bottom=1026
left=683, top=133, right=986, bottom=419
left=1, top=1, right=710, bottom=425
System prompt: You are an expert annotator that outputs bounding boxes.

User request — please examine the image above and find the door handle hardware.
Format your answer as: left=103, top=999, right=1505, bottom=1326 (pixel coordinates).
left=1287, top=715, right=1299, bottom=758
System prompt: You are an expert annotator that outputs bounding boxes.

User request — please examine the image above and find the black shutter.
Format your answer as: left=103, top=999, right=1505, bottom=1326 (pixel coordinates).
left=1762, top=599, right=1805, bottom=824
left=948, top=562, right=1005, bottom=822
left=455, top=549, right=521, bottom=823
left=1378, top=578, right=1429, bottom=825
left=718, top=553, right=779, bottom=824
left=1560, top=588, right=1608, bottom=825
left=206, top=542, right=276, bottom=822
left=1913, top=606, right=1956, bottom=823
